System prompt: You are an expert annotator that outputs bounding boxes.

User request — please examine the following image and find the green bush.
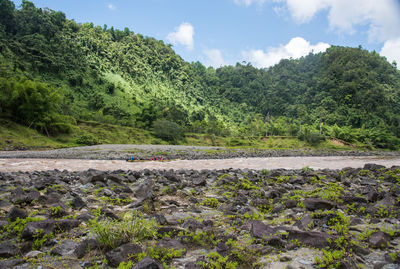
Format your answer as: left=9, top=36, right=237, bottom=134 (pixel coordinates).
left=153, top=119, right=183, bottom=143
left=76, top=133, right=99, bottom=145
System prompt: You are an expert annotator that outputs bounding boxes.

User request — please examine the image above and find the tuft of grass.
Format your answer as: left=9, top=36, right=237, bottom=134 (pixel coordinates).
left=88, top=211, right=157, bottom=249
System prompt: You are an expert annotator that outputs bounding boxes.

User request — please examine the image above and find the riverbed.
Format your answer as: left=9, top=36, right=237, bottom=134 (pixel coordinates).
left=1, top=155, right=399, bottom=172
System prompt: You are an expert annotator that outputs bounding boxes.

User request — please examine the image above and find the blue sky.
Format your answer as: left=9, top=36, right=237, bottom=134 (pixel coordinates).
left=12, top=0, right=400, bottom=68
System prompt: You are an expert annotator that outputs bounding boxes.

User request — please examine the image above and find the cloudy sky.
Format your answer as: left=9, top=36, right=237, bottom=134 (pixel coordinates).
left=12, top=0, right=400, bottom=68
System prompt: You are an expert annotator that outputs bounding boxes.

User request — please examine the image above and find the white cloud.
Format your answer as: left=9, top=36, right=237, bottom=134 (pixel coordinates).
left=235, top=0, right=400, bottom=43
left=381, top=38, right=400, bottom=68
left=242, top=37, right=330, bottom=68
left=204, top=49, right=226, bottom=68
left=107, top=3, right=116, bottom=11
left=166, top=23, right=194, bottom=50
left=234, top=0, right=267, bottom=6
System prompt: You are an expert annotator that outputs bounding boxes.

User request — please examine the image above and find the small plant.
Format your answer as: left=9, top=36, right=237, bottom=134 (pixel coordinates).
left=201, top=197, right=220, bottom=208
left=88, top=211, right=157, bottom=249
left=315, top=248, right=345, bottom=268
left=49, top=206, right=63, bottom=217
left=33, top=232, right=54, bottom=250
left=197, top=251, right=238, bottom=269
left=302, top=166, right=314, bottom=172
left=146, top=246, right=185, bottom=265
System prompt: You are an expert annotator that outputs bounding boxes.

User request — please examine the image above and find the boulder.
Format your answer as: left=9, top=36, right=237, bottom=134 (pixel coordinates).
left=250, top=220, right=276, bottom=239
left=287, top=229, right=332, bottom=248
left=105, top=243, right=142, bottom=267
left=0, top=241, right=18, bottom=258
left=51, top=240, right=80, bottom=256
left=368, top=231, right=391, bottom=249
left=132, top=257, right=162, bottom=269
left=303, top=198, right=335, bottom=211
left=6, top=207, right=28, bottom=222
left=21, top=219, right=55, bottom=240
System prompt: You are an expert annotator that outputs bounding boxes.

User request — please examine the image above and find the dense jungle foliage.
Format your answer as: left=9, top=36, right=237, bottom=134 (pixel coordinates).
left=0, top=0, right=399, bottom=149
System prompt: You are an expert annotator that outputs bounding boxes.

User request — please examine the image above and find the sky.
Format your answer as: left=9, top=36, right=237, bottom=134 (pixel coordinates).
left=12, top=0, right=400, bottom=69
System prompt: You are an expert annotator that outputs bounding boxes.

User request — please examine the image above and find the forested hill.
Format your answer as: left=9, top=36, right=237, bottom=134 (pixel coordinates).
left=1, top=0, right=400, bottom=149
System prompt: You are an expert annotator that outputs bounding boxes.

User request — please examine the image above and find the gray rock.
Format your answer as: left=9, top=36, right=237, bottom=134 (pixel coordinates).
left=11, top=187, right=39, bottom=204
left=51, top=240, right=80, bottom=256
left=156, top=238, right=186, bottom=254
left=71, top=196, right=86, bottom=209
left=24, top=250, right=44, bottom=258
left=364, top=163, right=385, bottom=171
left=192, top=177, right=206, bottom=186
left=55, top=219, right=81, bottom=231
left=0, top=241, right=18, bottom=258
left=74, top=239, right=99, bottom=259
left=132, top=257, right=162, bottom=269
left=250, top=220, right=276, bottom=239
left=6, top=207, right=28, bottom=222
left=105, top=243, right=142, bottom=267
left=369, top=231, right=391, bottom=249
left=287, top=229, right=331, bottom=248
left=135, top=182, right=154, bottom=200
left=303, top=198, right=335, bottom=211
left=21, top=219, right=55, bottom=240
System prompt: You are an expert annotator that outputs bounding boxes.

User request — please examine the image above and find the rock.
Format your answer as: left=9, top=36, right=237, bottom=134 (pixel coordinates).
left=216, top=241, right=230, bottom=256
left=284, top=199, right=298, bottom=208
left=0, top=241, right=18, bottom=258
left=287, top=229, right=331, bottom=248
left=55, top=219, right=81, bottom=231
left=157, top=227, right=186, bottom=238
left=192, top=177, right=206, bottom=186
left=135, top=182, right=154, bottom=200
left=6, top=207, right=28, bottom=222
left=21, top=219, right=55, bottom=240
left=77, top=212, right=95, bottom=222
left=271, top=203, right=284, bottom=214
left=11, top=187, right=39, bottom=204
left=185, top=262, right=202, bottom=269
left=132, top=257, right=162, bottom=269
left=0, top=220, right=8, bottom=230
left=71, top=196, right=86, bottom=209
left=368, top=231, right=391, bottom=249
left=101, top=207, right=121, bottom=220
left=38, top=192, right=61, bottom=205
left=107, top=174, right=125, bottom=184
left=0, top=259, right=24, bottom=268
left=295, top=214, right=313, bottom=230
left=24, top=250, right=44, bottom=258
left=105, top=243, right=142, bottom=267
left=366, top=190, right=380, bottom=202
left=250, top=220, right=276, bottom=239
left=74, top=239, right=99, bottom=259
left=156, top=238, right=186, bottom=255
left=303, top=198, right=335, bottom=211
left=182, top=218, right=203, bottom=231
left=51, top=240, right=80, bottom=256
left=88, top=170, right=107, bottom=183
left=165, top=170, right=181, bottom=183
left=364, top=163, right=385, bottom=171
left=152, top=214, right=167, bottom=225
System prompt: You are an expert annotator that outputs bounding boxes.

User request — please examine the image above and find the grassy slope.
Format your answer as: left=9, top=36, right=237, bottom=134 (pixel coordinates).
left=0, top=118, right=358, bottom=151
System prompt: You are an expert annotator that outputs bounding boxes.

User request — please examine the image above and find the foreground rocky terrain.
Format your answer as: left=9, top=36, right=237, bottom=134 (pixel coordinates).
left=1, top=144, right=400, bottom=160
left=0, top=164, right=399, bottom=268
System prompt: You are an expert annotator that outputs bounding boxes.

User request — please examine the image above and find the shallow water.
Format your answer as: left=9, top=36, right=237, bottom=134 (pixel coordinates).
left=0, top=156, right=399, bottom=172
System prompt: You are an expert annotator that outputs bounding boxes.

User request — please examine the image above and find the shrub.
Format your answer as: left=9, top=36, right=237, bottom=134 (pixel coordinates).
left=153, top=119, right=183, bottom=143
left=76, top=133, right=99, bottom=145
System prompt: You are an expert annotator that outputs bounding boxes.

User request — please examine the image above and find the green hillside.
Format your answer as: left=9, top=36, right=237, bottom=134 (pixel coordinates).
left=0, top=0, right=399, bottom=150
